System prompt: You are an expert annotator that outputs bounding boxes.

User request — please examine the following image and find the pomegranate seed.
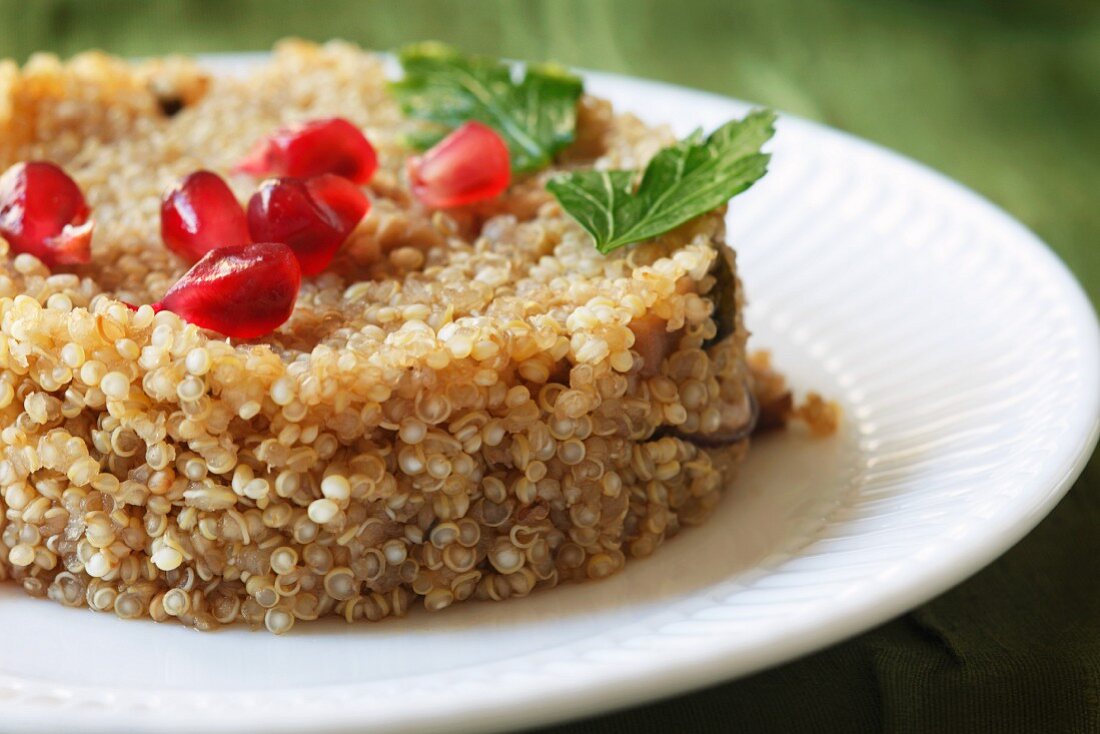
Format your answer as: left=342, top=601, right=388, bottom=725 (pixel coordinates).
left=407, top=121, right=510, bottom=209
left=0, top=161, right=93, bottom=267
left=247, top=174, right=369, bottom=276
left=160, top=170, right=250, bottom=261
left=154, top=242, right=301, bottom=339
left=235, top=118, right=378, bottom=184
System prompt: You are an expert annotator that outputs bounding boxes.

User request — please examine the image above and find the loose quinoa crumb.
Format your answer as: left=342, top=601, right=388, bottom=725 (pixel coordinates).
left=748, top=351, right=840, bottom=435
left=0, top=40, right=826, bottom=633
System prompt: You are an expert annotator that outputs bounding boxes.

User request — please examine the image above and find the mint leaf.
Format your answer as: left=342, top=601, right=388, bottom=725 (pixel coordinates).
left=391, top=42, right=584, bottom=174
left=546, top=110, right=776, bottom=253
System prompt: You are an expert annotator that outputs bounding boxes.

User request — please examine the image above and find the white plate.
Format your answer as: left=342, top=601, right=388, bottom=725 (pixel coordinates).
left=0, top=55, right=1097, bottom=734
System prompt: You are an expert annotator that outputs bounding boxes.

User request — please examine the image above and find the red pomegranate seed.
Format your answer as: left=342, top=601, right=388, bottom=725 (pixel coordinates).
left=0, top=161, right=93, bottom=267
left=154, top=242, right=301, bottom=338
left=160, top=170, right=250, bottom=261
left=406, top=121, right=510, bottom=209
left=235, top=118, right=378, bottom=184
left=247, top=174, right=369, bottom=276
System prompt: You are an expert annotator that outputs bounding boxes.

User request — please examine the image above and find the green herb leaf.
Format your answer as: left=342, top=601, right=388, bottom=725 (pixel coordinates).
left=391, top=42, right=584, bottom=174
left=546, top=110, right=776, bottom=253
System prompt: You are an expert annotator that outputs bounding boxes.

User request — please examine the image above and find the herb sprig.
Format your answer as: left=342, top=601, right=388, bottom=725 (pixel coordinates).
left=547, top=110, right=776, bottom=253
left=391, top=42, right=584, bottom=174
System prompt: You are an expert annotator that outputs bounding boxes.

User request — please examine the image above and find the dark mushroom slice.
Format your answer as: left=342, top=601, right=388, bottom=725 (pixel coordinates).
left=668, top=378, right=760, bottom=447
left=156, top=96, right=185, bottom=117
left=703, top=243, right=737, bottom=349
left=755, top=389, right=793, bottom=433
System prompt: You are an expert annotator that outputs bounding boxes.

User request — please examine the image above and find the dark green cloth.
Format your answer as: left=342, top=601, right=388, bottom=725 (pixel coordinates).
left=2, top=1, right=1097, bottom=731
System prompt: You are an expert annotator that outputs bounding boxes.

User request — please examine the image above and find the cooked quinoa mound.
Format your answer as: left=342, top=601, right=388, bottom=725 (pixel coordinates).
left=0, top=41, right=797, bottom=633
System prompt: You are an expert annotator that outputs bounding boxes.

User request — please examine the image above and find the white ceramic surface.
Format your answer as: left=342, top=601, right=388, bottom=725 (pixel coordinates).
left=0, top=55, right=1096, bottom=734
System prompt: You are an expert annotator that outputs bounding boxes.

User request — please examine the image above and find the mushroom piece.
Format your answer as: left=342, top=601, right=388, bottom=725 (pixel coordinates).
left=670, top=378, right=760, bottom=447
left=703, top=244, right=737, bottom=349
left=629, top=313, right=682, bottom=378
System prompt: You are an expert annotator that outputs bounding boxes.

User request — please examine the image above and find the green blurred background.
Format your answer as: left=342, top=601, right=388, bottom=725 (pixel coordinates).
left=2, top=1, right=1098, bottom=731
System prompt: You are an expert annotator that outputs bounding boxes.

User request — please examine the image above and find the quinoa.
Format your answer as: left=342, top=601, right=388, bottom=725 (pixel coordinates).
left=0, top=40, right=792, bottom=633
